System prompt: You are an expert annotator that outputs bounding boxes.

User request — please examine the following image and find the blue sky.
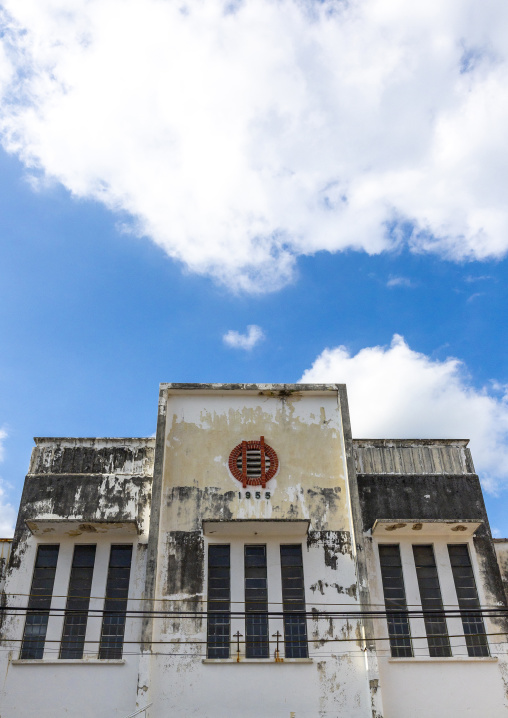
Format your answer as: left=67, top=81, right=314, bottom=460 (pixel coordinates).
left=1, top=0, right=508, bottom=536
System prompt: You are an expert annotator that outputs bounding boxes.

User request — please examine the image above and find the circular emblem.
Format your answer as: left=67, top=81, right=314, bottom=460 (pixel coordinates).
left=228, top=436, right=278, bottom=488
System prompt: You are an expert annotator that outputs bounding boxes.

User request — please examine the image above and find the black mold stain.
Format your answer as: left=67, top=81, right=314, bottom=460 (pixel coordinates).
left=166, top=530, right=204, bottom=597
left=306, top=487, right=342, bottom=530
left=32, top=444, right=154, bottom=475
left=307, top=531, right=353, bottom=569
left=0, top=589, right=6, bottom=633
left=15, top=474, right=151, bottom=528
left=167, top=486, right=234, bottom=530
left=309, top=580, right=357, bottom=600
left=358, top=473, right=508, bottom=630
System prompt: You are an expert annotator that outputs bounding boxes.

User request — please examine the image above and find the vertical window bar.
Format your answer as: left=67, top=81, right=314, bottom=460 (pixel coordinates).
left=98, top=545, right=133, bottom=660
left=207, top=545, right=230, bottom=659
left=448, top=544, right=489, bottom=657
left=60, top=545, right=96, bottom=659
left=378, top=545, right=413, bottom=658
left=245, top=545, right=269, bottom=658
left=413, top=545, right=451, bottom=657
left=20, top=545, right=60, bottom=659
left=280, top=545, right=308, bottom=659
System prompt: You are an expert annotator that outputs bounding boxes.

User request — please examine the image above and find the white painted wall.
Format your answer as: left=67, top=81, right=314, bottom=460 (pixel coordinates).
left=0, top=532, right=147, bottom=718
left=143, top=388, right=374, bottom=718
left=2, top=388, right=508, bottom=718
left=365, top=534, right=508, bottom=717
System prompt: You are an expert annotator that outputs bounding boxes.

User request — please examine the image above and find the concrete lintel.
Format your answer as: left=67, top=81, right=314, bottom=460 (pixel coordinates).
left=25, top=518, right=140, bottom=537
left=203, top=519, right=310, bottom=538
left=372, top=519, right=482, bottom=537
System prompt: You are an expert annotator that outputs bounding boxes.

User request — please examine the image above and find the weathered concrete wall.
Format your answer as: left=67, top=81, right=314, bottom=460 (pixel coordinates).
left=494, top=539, right=508, bottom=601
left=357, top=442, right=508, bottom=717
left=8, top=437, right=153, bottom=568
left=145, top=385, right=373, bottom=718
left=30, top=437, right=155, bottom=476
left=0, top=539, right=12, bottom=592
left=354, top=439, right=474, bottom=475
left=357, top=472, right=507, bottom=611
left=0, top=437, right=153, bottom=718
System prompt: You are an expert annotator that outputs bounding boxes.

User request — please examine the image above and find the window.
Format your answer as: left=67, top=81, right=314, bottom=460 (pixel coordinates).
left=413, top=545, right=451, bottom=657
left=448, top=544, right=489, bottom=657
left=378, top=544, right=412, bottom=658
left=98, top=545, right=133, bottom=660
left=207, top=544, right=231, bottom=659
left=206, top=543, right=309, bottom=660
left=20, top=544, right=60, bottom=659
left=60, top=545, right=96, bottom=659
left=280, top=545, right=308, bottom=659
left=245, top=545, right=269, bottom=658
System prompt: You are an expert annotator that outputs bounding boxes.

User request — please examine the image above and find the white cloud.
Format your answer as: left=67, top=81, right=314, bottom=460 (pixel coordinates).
left=386, top=276, right=414, bottom=288
left=0, top=427, right=6, bottom=463
left=1, top=1, right=508, bottom=291
left=300, top=334, right=508, bottom=493
left=223, top=324, right=264, bottom=350
left=0, top=481, right=16, bottom=537
left=0, top=428, right=15, bottom=536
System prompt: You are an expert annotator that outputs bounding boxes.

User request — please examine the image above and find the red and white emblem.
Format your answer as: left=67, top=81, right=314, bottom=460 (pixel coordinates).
left=228, top=436, right=278, bottom=489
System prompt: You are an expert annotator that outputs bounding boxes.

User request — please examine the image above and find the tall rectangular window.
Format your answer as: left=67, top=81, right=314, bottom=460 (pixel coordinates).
left=20, top=545, right=60, bottom=659
left=245, top=545, right=269, bottom=658
left=280, top=545, right=308, bottom=659
left=448, top=544, right=489, bottom=657
left=378, top=544, right=412, bottom=657
left=207, top=544, right=230, bottom=659
left=413, top=545, right=451, bottom=657
left=60, top=545, right=96, bottom=659
left=98, top=545, right=132, bottom=660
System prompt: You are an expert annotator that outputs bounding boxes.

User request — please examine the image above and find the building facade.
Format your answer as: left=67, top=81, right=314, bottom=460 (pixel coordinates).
left=1, top=383, right=508, bottom=717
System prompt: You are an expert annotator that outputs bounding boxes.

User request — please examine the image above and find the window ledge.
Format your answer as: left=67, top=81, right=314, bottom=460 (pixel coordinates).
left=388, top=656, right=498, bottom=663
left=202, top=658, right=313, bottom=664
left=11, top=659, right=126, bottom=665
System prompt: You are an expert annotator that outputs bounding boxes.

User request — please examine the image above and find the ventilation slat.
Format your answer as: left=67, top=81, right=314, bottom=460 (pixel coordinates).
left=237, top=449, right=271, bottom=478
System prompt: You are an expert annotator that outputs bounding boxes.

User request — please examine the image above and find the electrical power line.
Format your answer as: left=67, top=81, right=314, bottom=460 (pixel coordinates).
left=5, top=592, right=507, bottom=609
left=2, top=630, right=508, bottom=646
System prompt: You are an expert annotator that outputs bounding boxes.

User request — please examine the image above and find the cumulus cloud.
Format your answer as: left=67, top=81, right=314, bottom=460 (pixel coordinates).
left=300, top=335, right=508, bottom=493
left=223, top=324, right=264, bottom=350
left=0, top=428, right=15, bottom=536
left=1, top=1, right=508, bottom=291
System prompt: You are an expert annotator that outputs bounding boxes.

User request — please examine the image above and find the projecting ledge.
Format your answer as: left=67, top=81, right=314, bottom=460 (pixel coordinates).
left=388, top=656, right=497, bottom=663
left=202, top=658, right=313, bottom=664
left=25, top=518, right=140, bottom=537
left=371, top=519, right=482, bottom=538
left=11, top=659, right=126, bottom=665
left=203, top=519, right=310, bottom=538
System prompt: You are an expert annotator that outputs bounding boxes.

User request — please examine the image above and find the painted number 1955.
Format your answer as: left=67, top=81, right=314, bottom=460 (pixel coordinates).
left=239, top=491, right=271, bottom=499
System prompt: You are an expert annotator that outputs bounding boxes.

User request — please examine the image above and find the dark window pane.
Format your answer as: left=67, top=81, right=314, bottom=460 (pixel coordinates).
left=245, top=545, right=268, bottom=658
left=207, top=545, right=230, bottom=658
left=20, top=545, right=60, bottom=659
left=413, top=545, right=451, bottom=657
left=60, top=545, right=96, bottom=659
left=280, top=545, right=308, bottom=658
left=448, top=544, right=489, bottom=657
left=379, top=545, right=412, bottom=658
left=98, top=545, right=132, bottom=659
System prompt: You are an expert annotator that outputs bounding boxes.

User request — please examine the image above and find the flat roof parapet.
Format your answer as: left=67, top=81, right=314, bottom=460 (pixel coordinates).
left=354, top=439, right=474, bottom=476
left=160, top=382, right=345, bottom=395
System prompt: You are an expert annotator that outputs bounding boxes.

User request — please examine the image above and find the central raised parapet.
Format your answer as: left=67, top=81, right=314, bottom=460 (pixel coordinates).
left=139, top=382, right=376, bottom=718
